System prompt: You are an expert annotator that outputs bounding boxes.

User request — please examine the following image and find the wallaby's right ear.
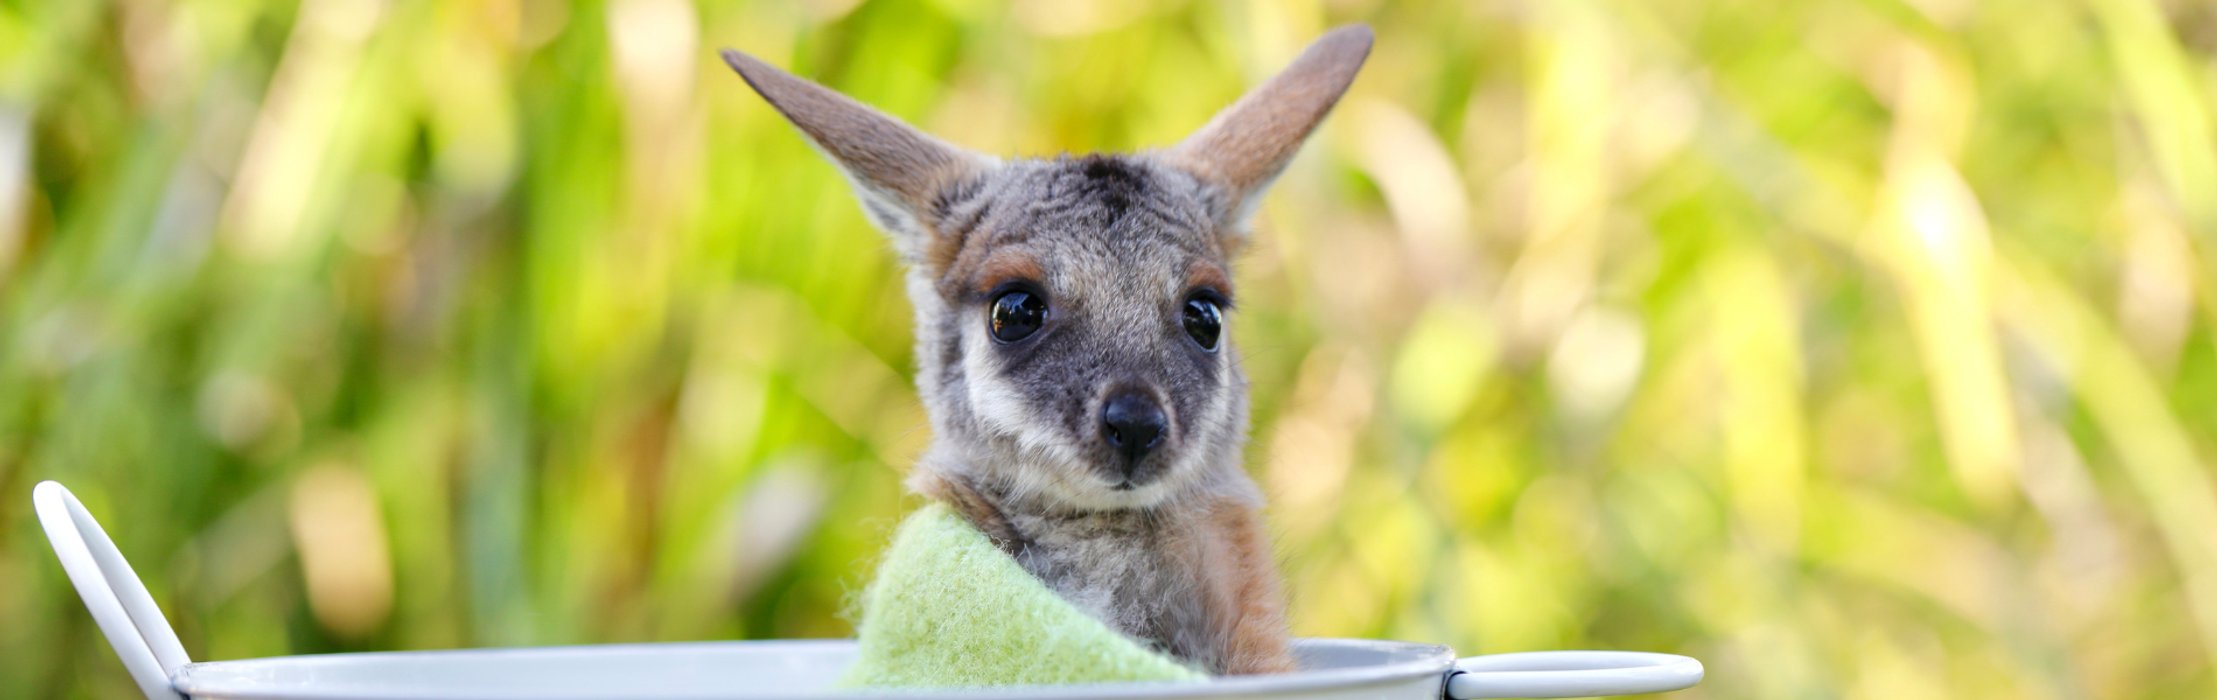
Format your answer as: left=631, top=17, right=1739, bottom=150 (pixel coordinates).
left=721, top=49, right=991, bottom=257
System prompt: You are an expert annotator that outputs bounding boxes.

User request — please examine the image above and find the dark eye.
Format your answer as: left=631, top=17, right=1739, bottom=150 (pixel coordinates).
left=1182, top=298, right=1222, bottom=351
left=990, top=291, right=1048, bottom=343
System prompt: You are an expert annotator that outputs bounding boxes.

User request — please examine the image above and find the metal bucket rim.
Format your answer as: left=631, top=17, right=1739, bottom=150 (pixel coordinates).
left=170, top=638, right=1456, bottom=700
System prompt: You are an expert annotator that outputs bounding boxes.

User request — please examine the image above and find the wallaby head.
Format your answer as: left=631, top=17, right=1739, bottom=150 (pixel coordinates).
left=720, top=27, right=1370, bottom=517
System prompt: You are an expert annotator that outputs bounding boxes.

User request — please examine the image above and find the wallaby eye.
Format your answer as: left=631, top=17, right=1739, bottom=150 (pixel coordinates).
left=990, top=291, right=1048, bottom=343
left=1183, top=298, right=1223, bottom=351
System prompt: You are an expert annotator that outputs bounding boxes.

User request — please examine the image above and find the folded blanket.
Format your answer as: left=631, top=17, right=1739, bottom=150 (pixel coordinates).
left=839, top=503, right=1208, bottom=688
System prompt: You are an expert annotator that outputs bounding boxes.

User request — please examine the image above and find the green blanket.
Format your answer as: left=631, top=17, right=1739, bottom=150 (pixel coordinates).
left=839, top=503, right=1208, bottom=687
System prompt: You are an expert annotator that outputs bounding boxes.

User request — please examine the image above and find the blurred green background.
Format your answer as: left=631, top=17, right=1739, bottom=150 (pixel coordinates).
left=5, top=0, right=2217, bottom=697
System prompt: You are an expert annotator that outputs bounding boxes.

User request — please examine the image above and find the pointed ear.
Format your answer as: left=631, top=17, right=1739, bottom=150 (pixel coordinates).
left=1167, top=25, right=1372, bottom=223
left=721, top=49, right=991, bottom=256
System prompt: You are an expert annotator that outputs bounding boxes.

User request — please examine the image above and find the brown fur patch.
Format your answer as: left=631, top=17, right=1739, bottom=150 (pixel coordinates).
left=1203, top=498, right=1296, bottom=674
left=910, top=471, right=1024, bottom=555
left=932, top=222, right=1013, bottom=301
left=925, top=226, right=967, bottom=274
left=969, top=251, right=1047, bottom=297
left=1186, top=261, right=1235, bottom=300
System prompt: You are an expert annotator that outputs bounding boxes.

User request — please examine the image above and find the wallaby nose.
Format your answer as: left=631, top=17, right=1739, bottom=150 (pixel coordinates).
left=1101, top=393, right=1167, bottom=463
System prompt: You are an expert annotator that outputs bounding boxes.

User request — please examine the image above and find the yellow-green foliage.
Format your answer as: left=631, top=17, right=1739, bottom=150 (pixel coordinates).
left=3, top=0, right=2216, bottom=698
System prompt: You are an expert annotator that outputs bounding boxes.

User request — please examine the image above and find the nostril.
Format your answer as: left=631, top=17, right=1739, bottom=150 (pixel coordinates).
left=1101, top=394, right=1167, bottom=460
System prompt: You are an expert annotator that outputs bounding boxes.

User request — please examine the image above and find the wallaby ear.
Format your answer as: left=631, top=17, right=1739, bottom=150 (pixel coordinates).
left=1166, top=25, right=1372, bottom=224
left=720, top=49, right=991, bottom=255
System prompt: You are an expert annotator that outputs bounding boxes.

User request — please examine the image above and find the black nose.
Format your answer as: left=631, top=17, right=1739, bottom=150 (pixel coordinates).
left=1101, top=393, right=1167, bottom=463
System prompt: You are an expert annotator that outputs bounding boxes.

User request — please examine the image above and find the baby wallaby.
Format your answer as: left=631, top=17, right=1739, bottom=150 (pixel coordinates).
left=719, top=26, right=1372, bottom=675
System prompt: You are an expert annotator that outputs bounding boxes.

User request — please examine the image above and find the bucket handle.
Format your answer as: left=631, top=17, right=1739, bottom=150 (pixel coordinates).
left=33, top=481, right=190, bottom=700
left=1444, top=650, right=1703, bottom=699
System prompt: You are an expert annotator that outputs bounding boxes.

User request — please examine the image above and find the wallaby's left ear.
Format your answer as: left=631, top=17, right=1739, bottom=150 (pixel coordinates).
left=721, top=49, right=992, bottom=259
left=1166, top=24, right=1372, bottom=225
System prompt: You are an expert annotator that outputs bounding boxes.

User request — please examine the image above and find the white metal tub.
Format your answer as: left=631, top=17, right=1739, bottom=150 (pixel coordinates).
left=35, top=480, right=1702, bottom=700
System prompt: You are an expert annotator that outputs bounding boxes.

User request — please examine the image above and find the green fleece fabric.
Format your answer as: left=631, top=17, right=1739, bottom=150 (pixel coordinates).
left=838, top=503, right=1207, bottom=688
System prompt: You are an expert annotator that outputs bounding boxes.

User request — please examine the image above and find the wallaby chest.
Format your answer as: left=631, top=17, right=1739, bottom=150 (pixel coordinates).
left=1006, top=509, right=1219, bottom=665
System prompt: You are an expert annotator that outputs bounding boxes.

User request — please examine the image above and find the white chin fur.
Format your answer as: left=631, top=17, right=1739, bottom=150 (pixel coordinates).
left=998, top=437, right=1210, bottom=511
left=1050, top=475, right=1180, bottom=510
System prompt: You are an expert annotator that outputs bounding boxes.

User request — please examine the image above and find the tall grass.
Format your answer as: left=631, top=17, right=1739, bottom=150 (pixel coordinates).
left=4, top=0, right=2217, bottom=697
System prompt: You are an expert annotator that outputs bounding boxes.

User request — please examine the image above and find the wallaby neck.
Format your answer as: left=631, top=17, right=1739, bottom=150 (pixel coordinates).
left=910, top=458, right=1258, bottom=548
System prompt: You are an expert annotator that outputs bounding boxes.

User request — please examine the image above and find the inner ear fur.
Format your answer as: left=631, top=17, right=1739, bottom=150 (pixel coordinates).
left=1166, top=24, right=1373, bottom=224
left=720, top=49, right=991, bottom=255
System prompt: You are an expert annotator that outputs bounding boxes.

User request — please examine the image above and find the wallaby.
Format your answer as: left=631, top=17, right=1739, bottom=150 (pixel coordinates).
left=719, top=25, right=1372, bottom=676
